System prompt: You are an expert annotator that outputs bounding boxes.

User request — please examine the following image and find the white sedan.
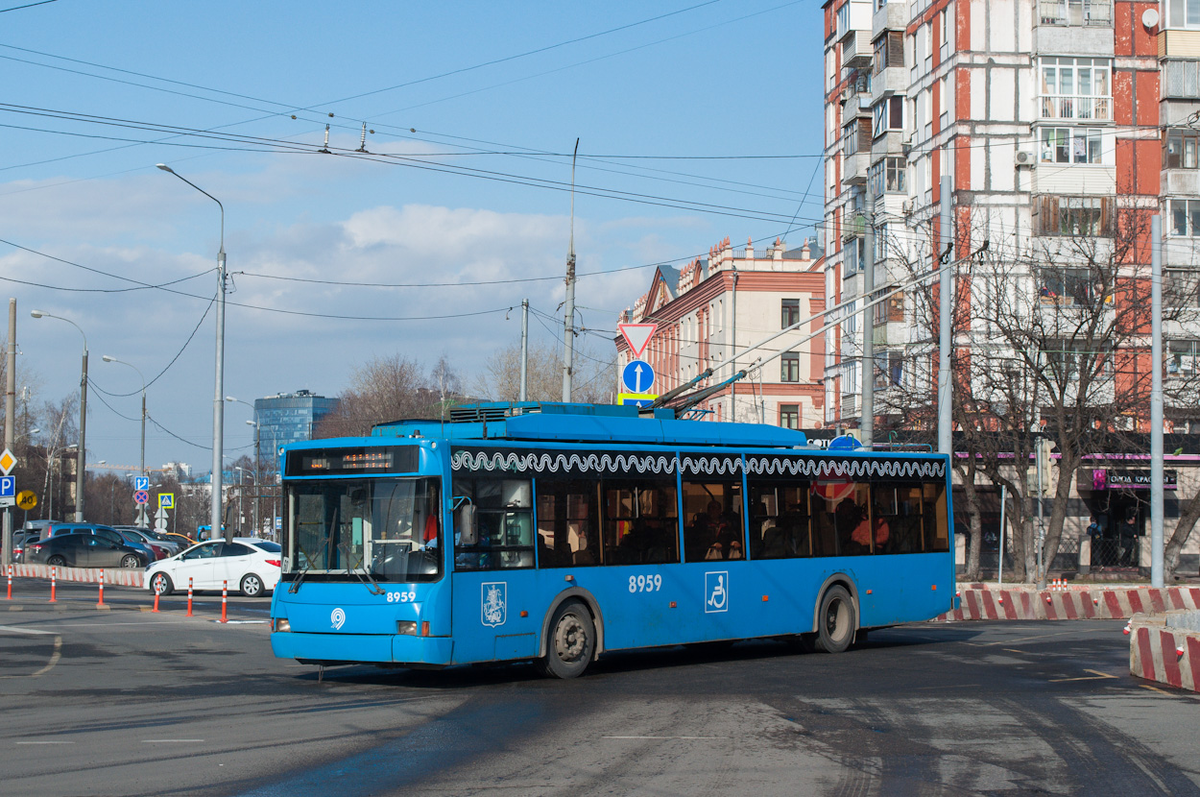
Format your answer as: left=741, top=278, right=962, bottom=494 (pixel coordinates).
left=145, top=538, right=282, bottom=598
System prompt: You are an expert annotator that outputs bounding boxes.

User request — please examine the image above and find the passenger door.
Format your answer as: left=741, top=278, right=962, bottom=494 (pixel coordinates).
left=174, top=542, right=221, bottom=589
left=83, top=535, right=122, bottom=567
left=215, top=542, right=256, bottom=590
left=59, top=535, right=90, bottom=567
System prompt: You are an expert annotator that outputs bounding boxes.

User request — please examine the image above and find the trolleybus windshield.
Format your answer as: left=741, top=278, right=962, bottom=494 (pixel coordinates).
left=285, top=476, right=442, bottom=582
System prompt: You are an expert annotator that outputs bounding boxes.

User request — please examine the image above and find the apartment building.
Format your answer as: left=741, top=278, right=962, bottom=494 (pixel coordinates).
left=821, top=0, right=1200, bottom=572
left=616, top=237, right=826, bottom=428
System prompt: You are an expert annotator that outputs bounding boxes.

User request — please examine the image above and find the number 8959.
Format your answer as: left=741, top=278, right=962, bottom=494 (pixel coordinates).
left=628, top=574, right=662, bottom=593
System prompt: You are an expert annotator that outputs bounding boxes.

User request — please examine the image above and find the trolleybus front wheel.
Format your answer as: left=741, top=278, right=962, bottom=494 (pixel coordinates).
left=537, top=600, right=595, bottom=679
left=814, top=585, right=855, bottom=654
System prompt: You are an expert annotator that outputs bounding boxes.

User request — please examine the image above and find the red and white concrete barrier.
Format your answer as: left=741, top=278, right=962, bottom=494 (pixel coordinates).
left=939, top=584, right=1200, bottom=622
left=9, top=563, right=144, bottom=588
left=1129, top=612, right=1200, bottom=693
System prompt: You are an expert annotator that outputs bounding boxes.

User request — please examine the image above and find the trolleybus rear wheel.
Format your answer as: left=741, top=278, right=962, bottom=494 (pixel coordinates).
left=537, top=600, right=595, bottom=679
left=814, top=585, right=855, bottom=653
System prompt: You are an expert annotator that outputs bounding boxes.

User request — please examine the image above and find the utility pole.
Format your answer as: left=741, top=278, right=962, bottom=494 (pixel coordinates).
left=520, top=299, right=529, bottom=402
left=2, top=299, right=14, bottom=566
left=1151, top=214, right=1164, bottom=587
left=861, top=193, right=875, bottom=448
left=730, top=264, right=739, bottom=422
left=938, top=175, right=953, bottom=457
left=562, top=138, right=579, bottom=403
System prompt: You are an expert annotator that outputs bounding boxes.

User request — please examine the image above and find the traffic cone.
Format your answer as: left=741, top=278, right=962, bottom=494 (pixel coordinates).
left=96, top=570, right=105, bottom=608
left=220, top=580, right=228, bottom=624
left=49, top=567, right=56, bottom=603
left=186, top=577, right=193, bottom=617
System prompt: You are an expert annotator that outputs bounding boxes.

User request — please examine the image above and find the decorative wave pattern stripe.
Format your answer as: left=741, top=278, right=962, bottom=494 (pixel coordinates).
left=451, top=451, right=679, bottom=475
left=451, top=450, right=944, bottom=480
left=746, top=457, right=944, bottom=480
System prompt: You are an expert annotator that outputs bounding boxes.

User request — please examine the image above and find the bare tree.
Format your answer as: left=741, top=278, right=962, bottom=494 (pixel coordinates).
left=476, top=340, right=615, bottom=404
left=315, top=354, right=439, bottom=438
left=872, top=203, right=1174, bottom=582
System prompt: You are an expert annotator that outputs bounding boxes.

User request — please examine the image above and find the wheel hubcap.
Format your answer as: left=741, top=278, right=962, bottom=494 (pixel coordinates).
left=826, top=599, right=846, bottom=638
left=554, top=615, right=586, bottom=662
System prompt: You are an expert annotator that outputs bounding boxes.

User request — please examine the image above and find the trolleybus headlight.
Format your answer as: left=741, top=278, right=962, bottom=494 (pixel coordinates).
left=397, top=620, right=418, bottom=635
left=272, top=619, right=291, bottom=632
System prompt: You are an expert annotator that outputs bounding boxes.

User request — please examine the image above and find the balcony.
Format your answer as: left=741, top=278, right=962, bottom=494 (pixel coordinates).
left=1040, top=95, right=1112, bottom=122
left=843, top=151, right=868, bottom=185
left=1038, top=0, right=1112, bottom=26
left=841, top=30, right=872, bottom=69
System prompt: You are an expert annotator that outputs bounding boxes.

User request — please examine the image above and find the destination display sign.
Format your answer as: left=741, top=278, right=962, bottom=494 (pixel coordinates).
left=287, top=445, right=420, bottom=477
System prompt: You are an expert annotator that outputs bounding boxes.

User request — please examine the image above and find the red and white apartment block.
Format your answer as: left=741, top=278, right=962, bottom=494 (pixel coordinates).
left=616, top=237, right=827, bottom=429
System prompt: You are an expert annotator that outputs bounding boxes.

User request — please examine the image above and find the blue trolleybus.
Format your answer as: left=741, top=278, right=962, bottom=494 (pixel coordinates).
left=269, top=403, right=954, bottom=678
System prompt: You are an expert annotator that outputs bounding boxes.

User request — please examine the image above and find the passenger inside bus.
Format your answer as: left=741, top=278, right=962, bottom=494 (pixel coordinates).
left=687, top=500, right=743, bottom=561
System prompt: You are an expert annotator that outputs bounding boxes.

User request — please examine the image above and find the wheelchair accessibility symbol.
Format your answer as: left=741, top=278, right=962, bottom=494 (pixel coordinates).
left=704, top=571, right=729, bottom=613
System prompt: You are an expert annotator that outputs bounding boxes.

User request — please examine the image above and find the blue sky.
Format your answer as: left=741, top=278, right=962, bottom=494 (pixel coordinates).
left=1, top=0, right=826, bottom=474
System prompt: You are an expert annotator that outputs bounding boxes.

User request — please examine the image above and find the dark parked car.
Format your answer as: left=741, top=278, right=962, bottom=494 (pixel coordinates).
left=12, top=529, right=40, bottom=563
left=25, top=533, right=149, bottom=569
left=42, top=523, right=157, bottom=563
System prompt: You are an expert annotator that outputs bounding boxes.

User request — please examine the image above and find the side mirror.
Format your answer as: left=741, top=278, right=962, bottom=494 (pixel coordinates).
left=456, top=504, right=477, bottom=546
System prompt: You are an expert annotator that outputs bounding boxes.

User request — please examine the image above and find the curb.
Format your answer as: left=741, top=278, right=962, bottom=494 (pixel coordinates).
left=8, top=563, right=144, bottom=588
left=938, top=584, right=1200, bottom=622
left=1129, top=611, right=1200, bottom=693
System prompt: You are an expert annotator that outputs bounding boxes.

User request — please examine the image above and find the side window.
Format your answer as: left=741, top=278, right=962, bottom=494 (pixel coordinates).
left=832, top=483, right=872, bottom=555
left=602, top=479, right=679, bottom=566
left=185, top=543, right=219, bottom=560
left=748, top=481, right=812, bottom=559
left=870, top=483, right=925, bottom=554
left=535, top=478, right=600, bottom=568
left=452, top=477, right=534, bottom=570
left=221, top=543, right=254, bottom=557
left=809, top=475, right=866, bottom=557
left=681, top=480, right=745, bottom=562
left=923, top=482, right=950, bottom=552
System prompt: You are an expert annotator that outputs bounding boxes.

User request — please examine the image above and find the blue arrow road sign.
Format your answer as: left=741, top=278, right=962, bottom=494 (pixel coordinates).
left=135, top=476, right=150, bottom=491
left=622, top=359, right=655, bottom=393
left=0, top=476, right=13, bottom=497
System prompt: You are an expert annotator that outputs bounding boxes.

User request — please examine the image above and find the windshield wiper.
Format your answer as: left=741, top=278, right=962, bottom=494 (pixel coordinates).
left=289, top=511, right=338, bottom=594
left=338, top=536, right=385, bottom=596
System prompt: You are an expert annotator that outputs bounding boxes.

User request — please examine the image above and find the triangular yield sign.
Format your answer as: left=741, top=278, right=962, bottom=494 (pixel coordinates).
left=618, top=323, right=657, bottom=358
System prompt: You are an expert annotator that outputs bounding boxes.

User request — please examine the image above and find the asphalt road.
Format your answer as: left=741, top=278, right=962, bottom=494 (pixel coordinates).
left=1, top=580, right=1199, bottom=796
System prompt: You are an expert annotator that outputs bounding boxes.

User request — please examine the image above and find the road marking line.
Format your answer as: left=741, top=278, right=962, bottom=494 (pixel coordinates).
left=16, top=741, right=74, bottom=745
left=142, top=739, right=204, bottom=744
left=1139, top=684, right=1175, bottom=695
left=31, top=636, right=61, bottom=678
left=602, top=736, right=723, bottom=740
left=1049, top=669, right=1118, bottom=683
left=0, top=625, right=53, bottom=635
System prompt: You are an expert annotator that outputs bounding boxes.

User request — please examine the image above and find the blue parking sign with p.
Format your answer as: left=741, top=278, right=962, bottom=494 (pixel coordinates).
left=0, top=476, right=13, bottom=497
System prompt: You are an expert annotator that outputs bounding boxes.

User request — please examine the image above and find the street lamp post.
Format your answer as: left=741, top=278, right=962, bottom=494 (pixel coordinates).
left=47, top=444, right=78, bottom=521
left=246, top=420, right=260, bottom=535
left=226, top=396, right=259, bottom=535
left=245, top=418, right=279, bottom=538
left=102, top=355, right=147, bottom=525
left=157, top=163, right=226, bottom=542
left=234, top=466, right=245, bottom=535
left=31, top=310, right=88, bottom=522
